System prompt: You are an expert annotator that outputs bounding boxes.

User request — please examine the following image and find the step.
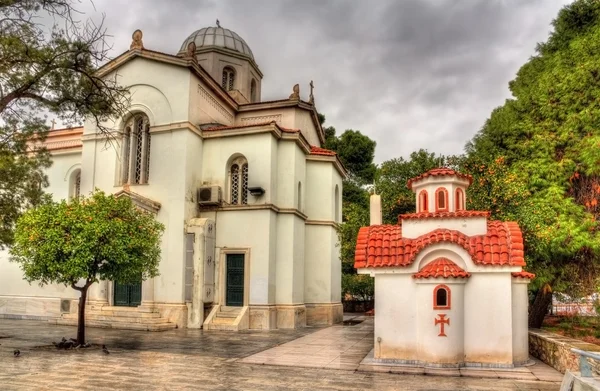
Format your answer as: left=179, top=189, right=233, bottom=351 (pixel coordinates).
left=205, top=322, right=239, bottom=331
left=215, top=311, right=239, bottom=319
left=220, top=306, right=242, bottom=313
left=53, top=318, right=176, bottom=332
left=212, top=317, right=236, bottom=325
left=87, top=305, right=158, bottom=313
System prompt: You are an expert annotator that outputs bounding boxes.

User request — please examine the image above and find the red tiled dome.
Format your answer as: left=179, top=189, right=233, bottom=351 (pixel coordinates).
left=413, top=258, right=470, bottom=279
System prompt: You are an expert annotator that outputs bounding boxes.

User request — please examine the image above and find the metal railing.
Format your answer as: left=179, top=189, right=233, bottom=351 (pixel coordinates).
left=571, top=348, right=600, bottom=377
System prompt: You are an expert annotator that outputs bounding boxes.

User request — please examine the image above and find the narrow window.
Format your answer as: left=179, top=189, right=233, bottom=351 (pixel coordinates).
left=74, top=171, right=81, bottom=198
left=230, top=164, right=239, bottom=204
left=121, top=126, right=131, bottom=184
left=222, top=67, right=235, bottom=91
left=418, top=190, right=428, bottom=213
left=229, top=156, right=249, bottom=205
left=70, top=169, right=81, bottom=200
left=121, top=114, right=150, bottom=185
left=250, top=79, right=257, bottom=102
left=241, top=163, right=248, bottom=205
left=433, top=285, right=451, bottom=310
left=435, top=188, right=448, bottom=212
left=297, top=182, right=302, bottom=210
left=455, top=188, right=464, bottom=211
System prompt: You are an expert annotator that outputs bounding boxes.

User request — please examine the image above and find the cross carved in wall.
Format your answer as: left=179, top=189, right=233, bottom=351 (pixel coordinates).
left=434, top=314, right=450, bottom=337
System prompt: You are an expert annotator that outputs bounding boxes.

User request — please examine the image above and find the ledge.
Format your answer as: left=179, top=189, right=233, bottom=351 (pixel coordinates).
left=529, top=328, right=600, bottom=374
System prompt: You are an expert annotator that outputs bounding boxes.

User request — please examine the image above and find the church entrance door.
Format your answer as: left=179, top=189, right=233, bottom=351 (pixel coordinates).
left=114, top=281, right=142, bottom=307
left=225, top=254, right=245, bottom=306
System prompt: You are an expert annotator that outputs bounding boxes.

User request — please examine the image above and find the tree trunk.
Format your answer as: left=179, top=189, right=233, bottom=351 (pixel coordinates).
left=528, top=284, right=553, bottom=328
left=77, top=287, right=88, bottom=345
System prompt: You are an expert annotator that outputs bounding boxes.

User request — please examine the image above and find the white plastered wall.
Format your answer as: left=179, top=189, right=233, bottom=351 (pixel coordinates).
left=0, top=152, right=82, bottom=318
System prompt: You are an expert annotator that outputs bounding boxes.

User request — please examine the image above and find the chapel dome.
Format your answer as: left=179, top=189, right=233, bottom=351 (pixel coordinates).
left=179, top=26, right=254, bottom=60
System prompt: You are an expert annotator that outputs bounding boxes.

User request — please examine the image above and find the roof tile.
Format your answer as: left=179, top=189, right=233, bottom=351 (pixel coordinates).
left=413, top=258, right=471, bottom=279
left=354, top=220, right=526, bottom=269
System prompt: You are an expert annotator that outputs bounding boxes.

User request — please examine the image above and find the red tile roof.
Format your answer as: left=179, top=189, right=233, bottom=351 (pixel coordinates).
left=511, top=271, right=535, bottom=279
left=354, top=220, right=525, bottom=269
left=400, top=211, right=490, bottom=221
left=310, top=146, right=337, bottom=156
left=413, top=258, right=471, bottom=279
left=407, top=167, right=473, bottom=189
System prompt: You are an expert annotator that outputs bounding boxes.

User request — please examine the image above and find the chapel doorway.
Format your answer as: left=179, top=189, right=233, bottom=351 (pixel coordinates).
left=114, top=281, right=142, bottom=307
left=225, top=254, right=245, bottom=306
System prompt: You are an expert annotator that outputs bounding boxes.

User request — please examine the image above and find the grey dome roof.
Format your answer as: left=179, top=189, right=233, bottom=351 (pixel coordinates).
left=179, top=27, right=254, bottom=60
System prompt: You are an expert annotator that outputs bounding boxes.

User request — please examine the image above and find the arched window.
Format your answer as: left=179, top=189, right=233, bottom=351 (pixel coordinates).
left=433, top=284, right=451, bottom=310
left=455, top=188, right=464, bottom=211
left=418, top=190, right=428, bottom=213
left=70, top=169, right=81, bottom=200
left=222, top=67, right=235, bottom=91
left=334, top=184, right=340, bottom=223
left=435, top=187, right=448, bottom=212
left=297, top=181, right=302, bottom=210
left=121, top=114, right=151, bottom=185
left=229, top=156, right=248, bottom=205
left=250, top=79, right=257, bottom=102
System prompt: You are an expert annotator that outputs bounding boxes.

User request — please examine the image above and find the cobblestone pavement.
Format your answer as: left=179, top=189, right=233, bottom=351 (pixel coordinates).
left=0, top=319, right=562, bottom=390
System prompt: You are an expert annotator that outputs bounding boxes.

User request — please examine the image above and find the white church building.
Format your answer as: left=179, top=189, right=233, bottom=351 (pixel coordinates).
left=0, top=25, right=345, bottom=331
left=355, top=168, right=534, bottom=367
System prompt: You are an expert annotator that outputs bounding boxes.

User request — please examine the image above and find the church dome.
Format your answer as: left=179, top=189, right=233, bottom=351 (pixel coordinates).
left=179, top=26, right=254, bottom=60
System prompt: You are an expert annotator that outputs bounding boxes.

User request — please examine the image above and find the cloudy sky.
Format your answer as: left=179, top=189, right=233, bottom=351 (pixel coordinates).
left=76, top=0, right=572, bottom=163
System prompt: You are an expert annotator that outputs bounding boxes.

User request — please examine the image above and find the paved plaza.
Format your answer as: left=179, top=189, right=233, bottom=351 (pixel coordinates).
left=0, top=316, right=563, bottom=390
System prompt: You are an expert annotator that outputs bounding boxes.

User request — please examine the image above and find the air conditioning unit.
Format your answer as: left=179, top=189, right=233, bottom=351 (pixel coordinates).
left=198, top=186, right=222, bottom=205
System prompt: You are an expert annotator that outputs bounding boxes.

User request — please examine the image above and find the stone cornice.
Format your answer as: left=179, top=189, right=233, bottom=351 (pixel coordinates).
left=114, top=188, right=161, bottom=214
left=202, top=203, right=307, bottom=220
left=306, top=154, right=347, bottom=177
left=305, top=219, right=339, bottom=228
left=238, top=100, right=324, bottom=143
left=96, top=48, right=239, bottom=113
left=202, top=123, right=311, bottom=155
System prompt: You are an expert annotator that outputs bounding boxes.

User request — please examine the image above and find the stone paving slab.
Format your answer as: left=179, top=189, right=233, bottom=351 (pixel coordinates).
left=0, top=318, right=563, bottom=390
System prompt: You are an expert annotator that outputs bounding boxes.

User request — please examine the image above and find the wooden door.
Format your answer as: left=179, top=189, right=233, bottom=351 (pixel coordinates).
left=225, top=254, right=245, bottom=306
left=114, top=281, right=142, bottom=307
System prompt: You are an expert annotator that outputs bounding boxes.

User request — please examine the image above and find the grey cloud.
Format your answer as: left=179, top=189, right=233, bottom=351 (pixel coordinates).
left=75, top=0, right=572, bottom=163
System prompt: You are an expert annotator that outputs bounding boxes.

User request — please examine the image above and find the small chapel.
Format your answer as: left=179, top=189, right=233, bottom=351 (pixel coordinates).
left=354, top=168, right=534, bottom=367
left=0, top=24, right=344, bottom=331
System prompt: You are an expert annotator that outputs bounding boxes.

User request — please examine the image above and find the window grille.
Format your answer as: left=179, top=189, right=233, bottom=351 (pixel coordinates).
left=231, top=164, right=239, bottom=204
left=241, top=164, right=248, bottom=205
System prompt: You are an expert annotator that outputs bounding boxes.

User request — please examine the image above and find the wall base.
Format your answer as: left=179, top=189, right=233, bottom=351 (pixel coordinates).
left=0, top=295, right=78, bottom=319
left=154, top=303, right=188, bottom=329
left=249, top=305, right=277, bottom=329
left=276, top=304, right=306, bottom=329
left=306, top=302, right=343, bottom=326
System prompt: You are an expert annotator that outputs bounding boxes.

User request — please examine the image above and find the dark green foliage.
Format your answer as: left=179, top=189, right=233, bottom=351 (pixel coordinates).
left=463, top=0, right=600, bottom=318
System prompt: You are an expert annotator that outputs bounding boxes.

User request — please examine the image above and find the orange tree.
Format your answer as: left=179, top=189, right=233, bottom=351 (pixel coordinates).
left=9, top=190, right=164, bottom=345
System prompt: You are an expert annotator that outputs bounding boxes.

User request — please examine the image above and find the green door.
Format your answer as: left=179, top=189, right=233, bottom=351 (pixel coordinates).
left=114, top=281, right=142, bottom=307
left=226, top=254, right=245, bottom=306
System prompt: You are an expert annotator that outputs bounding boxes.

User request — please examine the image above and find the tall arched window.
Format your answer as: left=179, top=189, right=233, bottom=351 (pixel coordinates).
left=121, top=114, right=151, bottom=185
left=69, top=169, right=81, bottom=200
left=250, top=79, right=257, bottom=102
left=229, top=156, right=248, bottom=205
left=297, top=181, right=302, bottom=210
left=418, top=190, right=428, bottom=213
left=222, top=67, right=235, bottom=91
left=455, top=188, right=464, bottom=211
left=334, top=185, right=340, bottom=223
left=435, top=187, right=448, bottom=212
